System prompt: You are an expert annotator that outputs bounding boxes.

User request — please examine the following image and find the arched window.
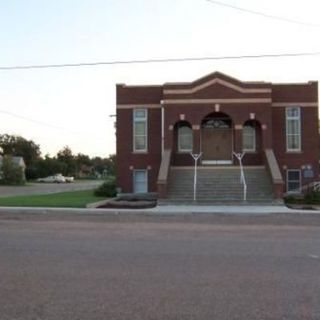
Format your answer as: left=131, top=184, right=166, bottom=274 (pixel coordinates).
left=243, top=122, right=256, bottom=152
left=178, top=126, right=193, bottom=152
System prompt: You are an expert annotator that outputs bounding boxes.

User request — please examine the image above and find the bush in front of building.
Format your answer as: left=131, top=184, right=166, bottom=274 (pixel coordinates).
left=284, top=190, right=320, bottom=205
left=284, top=195, right=301, bottom=204
left=94, top=177, right=117, bottom=197
left=0, top=156, right=26, bottom=185
left=304, top=190, right=320, bottom=204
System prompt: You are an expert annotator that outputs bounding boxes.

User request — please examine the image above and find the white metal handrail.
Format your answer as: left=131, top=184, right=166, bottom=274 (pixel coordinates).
left=233, top=152, right=247, bottom=201
left=313, top=182, right=320, bottom=191
left=190, top=152, right=202, bottom=201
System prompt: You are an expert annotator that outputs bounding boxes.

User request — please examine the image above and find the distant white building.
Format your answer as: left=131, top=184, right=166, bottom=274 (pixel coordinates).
left=0, top=155, right=26, bottom=180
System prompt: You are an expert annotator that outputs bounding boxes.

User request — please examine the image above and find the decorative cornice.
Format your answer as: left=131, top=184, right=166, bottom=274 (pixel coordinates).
left=164, top=78, right=271, bottom=95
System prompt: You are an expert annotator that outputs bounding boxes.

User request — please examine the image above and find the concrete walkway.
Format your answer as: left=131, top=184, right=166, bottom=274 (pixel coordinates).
left=0, top=204, right=318, bottom=216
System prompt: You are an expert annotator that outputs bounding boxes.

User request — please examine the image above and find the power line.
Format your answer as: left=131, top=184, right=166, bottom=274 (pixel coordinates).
left=1, top=51, right=320, bottom=71
left=0, top=109, right=80, bottom=133
left=205, top=0, right=320, bottom=27
left=0, top=109, right=107, bottom=142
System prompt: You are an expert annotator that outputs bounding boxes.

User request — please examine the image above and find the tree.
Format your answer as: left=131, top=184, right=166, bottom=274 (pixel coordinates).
left=0, top=134, right=40, bottom=166
left=75, top=153, right=92, bottom=167
left=92, top=154, right=116, bottom=177
left=35, top=156, right=68, bottom=178
left=57, top=146, right=77, bottom=176
left=107, top=154, right=116, bottom=176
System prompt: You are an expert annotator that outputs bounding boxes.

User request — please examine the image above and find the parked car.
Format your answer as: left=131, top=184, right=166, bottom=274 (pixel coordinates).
left=37, top=174, right=74, bottom=183
left=64, top=176, right=74, bottom=183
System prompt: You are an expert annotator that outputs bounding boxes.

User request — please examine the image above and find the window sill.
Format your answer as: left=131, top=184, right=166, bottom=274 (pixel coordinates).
left=132, top=151, right=148, bottom=154
left=286, top=150, right=303, bottom=154
left=242, top=150, right=257, bottom=154
left=285, top=191, right=302, bottom=195
left=177, top=151, right=193, bottom=154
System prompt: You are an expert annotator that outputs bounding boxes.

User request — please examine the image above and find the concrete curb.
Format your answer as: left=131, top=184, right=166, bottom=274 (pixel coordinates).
left=0, top=205, right=319, bottom=216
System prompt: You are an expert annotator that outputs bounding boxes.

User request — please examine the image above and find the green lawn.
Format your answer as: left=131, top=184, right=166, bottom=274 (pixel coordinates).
left=0, top=190, right=106, bottom=208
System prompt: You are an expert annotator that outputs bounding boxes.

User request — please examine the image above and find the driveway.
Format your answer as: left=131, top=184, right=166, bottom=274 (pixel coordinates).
left=0, top=213, right=320, bottom=319
left=0, top=180, right=102, bottom=197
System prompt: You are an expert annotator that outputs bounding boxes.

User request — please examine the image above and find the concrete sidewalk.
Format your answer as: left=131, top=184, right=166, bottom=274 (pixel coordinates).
left=0, top=204, right=318, bottom=216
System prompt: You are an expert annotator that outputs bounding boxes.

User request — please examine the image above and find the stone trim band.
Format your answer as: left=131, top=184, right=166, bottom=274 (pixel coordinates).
left=117, top=104, right=161, bottom=109
left=162, top=98, right=271, bottom=104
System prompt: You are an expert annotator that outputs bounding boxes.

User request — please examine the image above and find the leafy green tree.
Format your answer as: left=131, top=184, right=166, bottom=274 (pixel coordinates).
left=0, top=134, right=40, bottom=166
left=35, top=155, right=68, bottom=178
left=75, top=153, right=92, bottom=167
left=57, top=146, right=77, bottom=176
left=107, top=154, right=116, bottom=176
left=92, top=154, right=116, bottom=177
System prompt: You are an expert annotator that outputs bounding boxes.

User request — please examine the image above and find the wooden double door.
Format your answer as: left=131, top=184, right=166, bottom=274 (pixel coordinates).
left=202, top=128, right=233, bottom=163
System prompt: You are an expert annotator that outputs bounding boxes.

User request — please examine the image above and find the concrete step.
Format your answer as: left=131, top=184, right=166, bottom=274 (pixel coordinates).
left=167, top=166, right=274, bottom=202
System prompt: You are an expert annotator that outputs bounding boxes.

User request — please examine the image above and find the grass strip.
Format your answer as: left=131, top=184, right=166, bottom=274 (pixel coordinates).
left=0, top=189, right=106, bottom=208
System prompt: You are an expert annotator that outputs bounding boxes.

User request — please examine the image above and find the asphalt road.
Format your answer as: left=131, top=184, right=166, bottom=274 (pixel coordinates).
left=0, top=180, right=101, bottom=198
left=0, top=213, right=320, bottom=320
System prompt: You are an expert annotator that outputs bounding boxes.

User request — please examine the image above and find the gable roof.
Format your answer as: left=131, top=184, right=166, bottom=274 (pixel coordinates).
left=163, top=71, right=271, bottom=95
left=0, top=155, right=26, bottom=168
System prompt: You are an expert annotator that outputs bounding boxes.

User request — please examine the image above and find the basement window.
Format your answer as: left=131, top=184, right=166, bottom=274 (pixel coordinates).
left=287, top=169, right=301, bottom=193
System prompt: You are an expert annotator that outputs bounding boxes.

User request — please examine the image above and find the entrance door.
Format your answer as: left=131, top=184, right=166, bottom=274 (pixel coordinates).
left=133, top=170, right=148, bottom=193
left=202, top=128, right=232, bottom=164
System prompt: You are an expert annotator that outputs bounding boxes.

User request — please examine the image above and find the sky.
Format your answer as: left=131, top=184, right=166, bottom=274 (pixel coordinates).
left=0, top=0, right=320, bottom=157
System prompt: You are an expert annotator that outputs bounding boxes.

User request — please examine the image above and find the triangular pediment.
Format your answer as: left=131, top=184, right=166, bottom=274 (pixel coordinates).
left=164, top=71, right=271, bottom=95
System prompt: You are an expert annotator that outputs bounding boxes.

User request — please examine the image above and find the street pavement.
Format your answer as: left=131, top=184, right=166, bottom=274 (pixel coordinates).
left=0, top=180, right=101, bottom=198
left=0, top=212, right=320, bottom=320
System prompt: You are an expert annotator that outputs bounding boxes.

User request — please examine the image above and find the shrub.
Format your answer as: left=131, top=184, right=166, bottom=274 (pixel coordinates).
left=283, top=195, right=297, bottom=204
left=304, top=190, right=320, bottom=204
left=94, top=177, right=117, bottom=197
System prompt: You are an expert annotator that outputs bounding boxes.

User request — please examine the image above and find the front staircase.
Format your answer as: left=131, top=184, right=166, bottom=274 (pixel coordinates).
left=165, top=166, right=275, bottom=203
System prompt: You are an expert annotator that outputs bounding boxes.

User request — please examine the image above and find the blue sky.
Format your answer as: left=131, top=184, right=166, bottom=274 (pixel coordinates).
left=0, top=0, right=319, bottom=157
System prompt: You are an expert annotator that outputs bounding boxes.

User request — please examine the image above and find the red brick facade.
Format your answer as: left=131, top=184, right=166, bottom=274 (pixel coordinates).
left=116, top=72, right=319, bottom=197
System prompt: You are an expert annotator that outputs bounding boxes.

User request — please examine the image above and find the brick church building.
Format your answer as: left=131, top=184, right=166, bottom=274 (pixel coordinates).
left=116, top=71, right=319, bottom=201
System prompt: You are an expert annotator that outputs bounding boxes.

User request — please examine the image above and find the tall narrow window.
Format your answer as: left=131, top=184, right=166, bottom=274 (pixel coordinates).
left=287, top=169, right=301, bottom=193
left=133, top=109, right=147, bottom=152
left=286, top=107, right=301, bottom=151
left=178, top=125, right=193, bottom=152
left=243, top=123, right=256, bottom=152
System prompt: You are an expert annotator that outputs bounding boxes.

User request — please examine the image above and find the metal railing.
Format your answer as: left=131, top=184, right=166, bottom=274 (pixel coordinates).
left=285, top=181, right=320, bottom=197
left=233, top=152, right=247, bottom=201
left=289, top=181, right=320, bottom=194
left=314, top=182, right=320, bottom=191
left=190, top=152, right=202, bottom=201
